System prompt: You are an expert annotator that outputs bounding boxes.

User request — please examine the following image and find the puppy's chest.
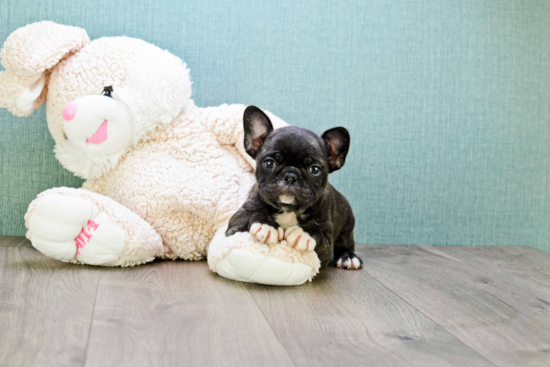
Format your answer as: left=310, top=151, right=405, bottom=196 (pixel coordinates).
left=274, top=211, right=299, bottom=229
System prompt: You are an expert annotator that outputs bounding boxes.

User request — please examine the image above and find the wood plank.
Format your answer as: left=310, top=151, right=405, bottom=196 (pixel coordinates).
left=435, top=245, right=550, bottom=304
left=4, top=237, right=549, bottom=367
left=499, top=246, right=550, bottom=277
left=83, top=259, right=293, bottom=367
left=358, top=245, right=550, bottom=367
left=0, top=239, right=99, bottom=367
left=245, top=258, right=494, bottom=367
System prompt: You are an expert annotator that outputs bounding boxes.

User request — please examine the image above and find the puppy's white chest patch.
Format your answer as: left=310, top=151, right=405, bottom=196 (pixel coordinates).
left=274, top=211, right=299, bottom=229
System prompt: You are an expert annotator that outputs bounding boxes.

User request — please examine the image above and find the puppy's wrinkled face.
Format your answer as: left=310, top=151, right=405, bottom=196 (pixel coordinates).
left=258, top=127, right=328, bottom=211
left=243, top=106, right=350, bottom=212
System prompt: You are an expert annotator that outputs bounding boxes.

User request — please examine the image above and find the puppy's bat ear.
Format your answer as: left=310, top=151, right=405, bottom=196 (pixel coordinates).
left=322, top=127, right=350, bottom=172
left=243, top=105, right=274, bottom=158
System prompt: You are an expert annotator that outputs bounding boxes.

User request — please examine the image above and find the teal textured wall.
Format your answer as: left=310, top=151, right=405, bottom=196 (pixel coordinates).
left=1, top=1, right=549, bottom=251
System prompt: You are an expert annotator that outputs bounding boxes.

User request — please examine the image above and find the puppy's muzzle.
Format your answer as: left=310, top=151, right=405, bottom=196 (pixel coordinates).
left=283, top=172, right=298, bottom=185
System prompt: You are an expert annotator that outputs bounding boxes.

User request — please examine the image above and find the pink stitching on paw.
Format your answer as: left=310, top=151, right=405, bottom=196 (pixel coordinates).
left=81, top=228, right=92, bottom=241
left=75, top=220, right=100, bottom=255
left=87, top=220, right=99, bottom=231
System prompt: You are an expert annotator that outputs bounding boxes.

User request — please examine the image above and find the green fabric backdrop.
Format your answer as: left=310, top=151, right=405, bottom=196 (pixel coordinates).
left=1, top=0, right=549, bottom=252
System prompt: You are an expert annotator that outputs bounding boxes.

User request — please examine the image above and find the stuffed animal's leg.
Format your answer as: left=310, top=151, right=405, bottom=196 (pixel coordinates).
left=156, top=210, right=215, bottom=261
left=25, top=187, right=163, bottom=266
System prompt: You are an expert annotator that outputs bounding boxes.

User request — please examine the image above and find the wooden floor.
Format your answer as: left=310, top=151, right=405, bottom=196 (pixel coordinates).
left=1, top=237, right=550, bottom=367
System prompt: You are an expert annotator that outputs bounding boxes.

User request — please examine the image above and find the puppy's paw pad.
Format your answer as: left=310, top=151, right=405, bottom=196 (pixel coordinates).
left=335, top=253, right=363, bottom=270
left=284, top=226, right=316, bottom=252
left=250, top=223, right=282, bottom=244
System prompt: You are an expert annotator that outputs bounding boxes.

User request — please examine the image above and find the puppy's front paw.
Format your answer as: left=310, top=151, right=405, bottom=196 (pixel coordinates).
left=335, top=252, right=363, bottom=270
left=250, top=223, right=284, bottom=245
left=284, top=226, right=316, bottom=252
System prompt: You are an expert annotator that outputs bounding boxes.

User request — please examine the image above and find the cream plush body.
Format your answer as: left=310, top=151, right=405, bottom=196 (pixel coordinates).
left=0, top=22, right=320, bottom=285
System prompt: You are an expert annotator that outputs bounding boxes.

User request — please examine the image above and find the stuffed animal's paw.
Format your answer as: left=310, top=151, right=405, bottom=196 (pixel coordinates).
left=26, top=193, right=126, bottom=265
left=250, top=223, right=284, bottom=245
left=284, top=226, right=316, bottom=252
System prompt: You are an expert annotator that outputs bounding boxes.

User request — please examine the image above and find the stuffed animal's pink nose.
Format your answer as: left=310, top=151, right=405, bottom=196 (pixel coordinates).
left=62, top=101, right=78, bottom=121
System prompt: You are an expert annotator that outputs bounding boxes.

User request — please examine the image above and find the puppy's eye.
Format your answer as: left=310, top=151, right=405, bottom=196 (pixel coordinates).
left=102, top=86, right=113, bottom=98
left=262, top=158, right=276, bottom=170
left=309, top=165, right=322, bottom=176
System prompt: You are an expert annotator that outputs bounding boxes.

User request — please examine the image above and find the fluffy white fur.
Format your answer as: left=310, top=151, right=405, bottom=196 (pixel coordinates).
left=1, top=21, right=320, bottom=285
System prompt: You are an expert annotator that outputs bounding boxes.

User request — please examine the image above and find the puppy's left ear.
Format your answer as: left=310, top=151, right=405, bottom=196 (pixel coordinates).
left=322, top=127, right=350, bottom=172
left=243, top=105, right=274, bottom=158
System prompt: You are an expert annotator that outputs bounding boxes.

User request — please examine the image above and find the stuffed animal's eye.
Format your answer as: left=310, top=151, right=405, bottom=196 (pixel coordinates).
left=103, top=86, right=113, bottom=97
left=309, top=165, right=322, bottom=176
left=263, top=158, right=276, bottom=170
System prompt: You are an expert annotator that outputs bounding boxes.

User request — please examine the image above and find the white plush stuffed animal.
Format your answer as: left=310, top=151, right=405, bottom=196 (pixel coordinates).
left=0, top=21, right=320, bottom=285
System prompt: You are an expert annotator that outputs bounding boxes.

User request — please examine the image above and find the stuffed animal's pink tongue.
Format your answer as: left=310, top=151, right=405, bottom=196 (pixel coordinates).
left=86, top=120, right=108, bottom=144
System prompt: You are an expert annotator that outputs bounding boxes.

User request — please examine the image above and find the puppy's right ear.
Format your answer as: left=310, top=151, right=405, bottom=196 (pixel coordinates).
left=243, top=105, right=274, bottom=158
left=322, top=127, right=350, bottom=172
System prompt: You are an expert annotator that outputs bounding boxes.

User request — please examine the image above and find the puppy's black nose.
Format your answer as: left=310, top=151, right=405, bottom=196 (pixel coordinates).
left=283, top=172, right=298, bottom=185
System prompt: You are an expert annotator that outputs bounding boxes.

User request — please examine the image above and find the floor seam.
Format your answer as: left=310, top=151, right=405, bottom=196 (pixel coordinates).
left=82, top=274, right=100, bottom=367
left=244, top=285, right=298, bottom=367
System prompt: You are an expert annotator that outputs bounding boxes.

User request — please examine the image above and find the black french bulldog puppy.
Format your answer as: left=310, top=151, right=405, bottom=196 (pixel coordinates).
left=226, top=106, right=362, bottom=270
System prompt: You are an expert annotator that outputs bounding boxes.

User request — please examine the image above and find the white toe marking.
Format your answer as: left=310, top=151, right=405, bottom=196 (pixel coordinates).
left=336, top=255, right=362, bottom=270
left=295, top=236, right=305, bottom=250
left=284, top=226, right=316, bottom=252
left=343, top=258, right=351, bottom=269
left=250, top=223, right=280, bottom=245
left=250, top=223, right=262, bottom=236
left=256, top=227, right=269, bottom=242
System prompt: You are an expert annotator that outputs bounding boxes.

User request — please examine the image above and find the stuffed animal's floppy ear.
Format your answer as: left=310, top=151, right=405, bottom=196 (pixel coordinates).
left=243, top=105, right=274, bottom=158
left=0, top=21, right=89, bottom=116
left=322, top=127, right=350, bottom=172
left=0, top=71, right=49, bottom=116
